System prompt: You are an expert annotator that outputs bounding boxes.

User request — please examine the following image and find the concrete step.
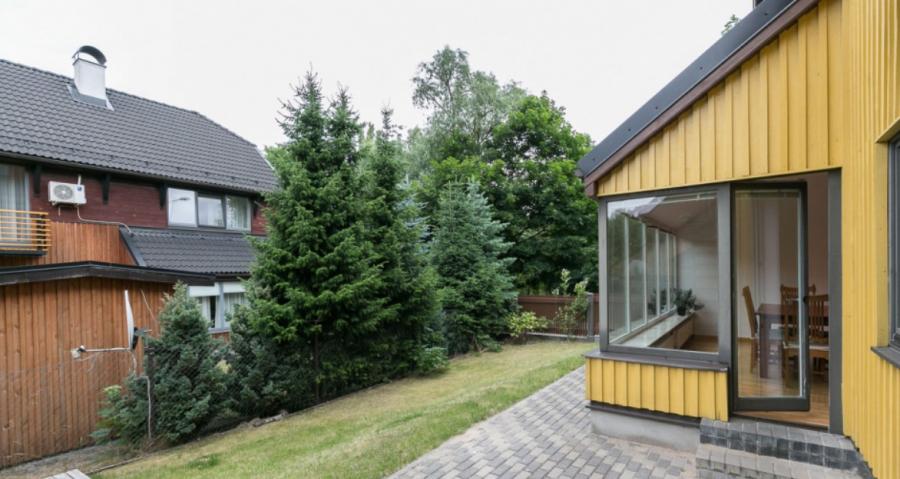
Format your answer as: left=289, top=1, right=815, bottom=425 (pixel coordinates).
left=696, top=444, right=862, bottom=479
left=699, top=418, right=872, bottom=477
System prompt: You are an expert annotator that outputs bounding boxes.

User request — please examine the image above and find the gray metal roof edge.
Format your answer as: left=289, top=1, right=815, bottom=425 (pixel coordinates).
left=0, top=261, right=216, bottom=286
left=119, top=226, right=146, bottom=266
left=576, top=0, right=799, bottom=179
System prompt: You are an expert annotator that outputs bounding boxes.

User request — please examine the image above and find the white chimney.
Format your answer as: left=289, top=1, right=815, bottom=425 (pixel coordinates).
left=72, top=46, right=108, bottom=102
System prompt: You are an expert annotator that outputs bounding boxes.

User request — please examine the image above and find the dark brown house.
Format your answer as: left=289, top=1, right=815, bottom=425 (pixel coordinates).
left=0, top=46, right=276, bottom=466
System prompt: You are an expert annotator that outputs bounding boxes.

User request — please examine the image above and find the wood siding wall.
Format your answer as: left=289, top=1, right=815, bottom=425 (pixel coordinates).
left=594, top=0, right=843, bottom=197
left=585, top=358, right=728, bottom=421
left=0, top=278, right=172, bottom=467
left=841, top=0, right=900, bottom=477
left=0, top=222, right=134, bottom=268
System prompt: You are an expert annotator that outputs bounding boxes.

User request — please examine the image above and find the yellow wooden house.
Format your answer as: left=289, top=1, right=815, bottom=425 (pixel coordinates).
left=578, top=0, right=900, bottom=477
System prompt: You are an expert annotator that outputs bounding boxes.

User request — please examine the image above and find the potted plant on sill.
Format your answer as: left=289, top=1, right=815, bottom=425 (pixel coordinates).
left=673, top=288, right=703, bottom=316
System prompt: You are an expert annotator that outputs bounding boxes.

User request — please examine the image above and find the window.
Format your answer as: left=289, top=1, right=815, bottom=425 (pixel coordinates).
left=226, top=196, right=251, bottom=231
left=168, top=188, right=197, bottom=227
left=198, top=194, right=225, bottom=227
left=606, top=190, right=719, bottom=352
left=167, top=188, right=252, bottom=231
left=189, top=282, right=247, bottom=330
left=890, top=137, right=900, bottom=349
left=0, top=164, right=27, bottom=211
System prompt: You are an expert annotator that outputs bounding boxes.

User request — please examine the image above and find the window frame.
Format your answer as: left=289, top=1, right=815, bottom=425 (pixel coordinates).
left=167, top=188, right=198, bottom=227
left=889, top=136, right=900, bottom=350
left=167, top=187, right=253, bottom=232
left=598, top=183, right=732, bottom=365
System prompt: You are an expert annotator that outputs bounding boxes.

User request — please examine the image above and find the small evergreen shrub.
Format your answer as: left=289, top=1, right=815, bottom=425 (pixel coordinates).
left=93, top=283, right=227, bottom=446
left=414, top=346, right=449, bottom=375
left=506, top=311, right=548, bottom=343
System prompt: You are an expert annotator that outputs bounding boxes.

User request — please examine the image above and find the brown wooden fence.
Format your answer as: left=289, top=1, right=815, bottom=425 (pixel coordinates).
left=517, top=294, right=600, bottom=337
left=0, top=277, right=171, bottom=468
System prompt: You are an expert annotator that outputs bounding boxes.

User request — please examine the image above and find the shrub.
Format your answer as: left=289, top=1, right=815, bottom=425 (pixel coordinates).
left=506, top=311, right=548, bottom=343
left=414, top=346, right=449, bottom=375
left=93, top=283, right=227, bottom=446
left=553, top=269, right=589, bottom=339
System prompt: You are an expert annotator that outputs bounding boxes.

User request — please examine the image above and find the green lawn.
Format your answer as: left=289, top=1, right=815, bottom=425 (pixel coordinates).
left=97, top=341, right=590, bottom=479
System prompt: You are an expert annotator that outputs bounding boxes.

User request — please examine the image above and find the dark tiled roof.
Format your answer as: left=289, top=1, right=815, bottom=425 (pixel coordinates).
left=0, top=58, right=277, bottom=193
left=123, top=227, right=259, bottom=275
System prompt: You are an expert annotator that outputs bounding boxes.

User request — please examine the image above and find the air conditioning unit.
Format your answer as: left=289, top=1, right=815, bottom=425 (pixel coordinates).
left=48, top=181, right=87, bottom=205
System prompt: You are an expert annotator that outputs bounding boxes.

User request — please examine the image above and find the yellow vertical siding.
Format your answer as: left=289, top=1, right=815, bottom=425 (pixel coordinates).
left=585, top=358, right=729, bottom=421
left=587, top=1, right=900, bottom=476
left=841, top=1, right=900, bottom=477
left=596, top=0, right=844, bottom=197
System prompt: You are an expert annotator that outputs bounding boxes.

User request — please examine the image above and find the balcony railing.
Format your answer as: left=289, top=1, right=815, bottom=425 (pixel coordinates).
left=0, top=209, right=51, bottom=254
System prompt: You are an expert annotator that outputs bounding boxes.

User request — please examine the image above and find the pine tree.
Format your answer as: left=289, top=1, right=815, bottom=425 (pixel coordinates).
left=361, top=108, right=440, bottom=375
left=95, top=283, right=227, bottom=445
left=431, top=181, right=517, bottom=354
left=231, top=72, right=387, bottom=412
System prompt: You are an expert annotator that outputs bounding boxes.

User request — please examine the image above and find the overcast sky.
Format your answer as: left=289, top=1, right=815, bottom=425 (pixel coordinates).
left=0, top=0, right=750, bottom=149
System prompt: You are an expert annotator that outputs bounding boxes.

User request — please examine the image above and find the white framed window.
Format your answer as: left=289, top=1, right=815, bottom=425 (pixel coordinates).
left=198, top=194, right=225, bottom=228
left=189, top=282, right=246, bottom=330
left=226, top=196, right=252, bottom=231
left=167, top=188, right=197, bottom=227
left=167, top=187, right=252, bottom=231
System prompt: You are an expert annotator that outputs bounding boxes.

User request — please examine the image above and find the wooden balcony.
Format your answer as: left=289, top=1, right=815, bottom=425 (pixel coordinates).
left=0, top=209, right=51, bottom=255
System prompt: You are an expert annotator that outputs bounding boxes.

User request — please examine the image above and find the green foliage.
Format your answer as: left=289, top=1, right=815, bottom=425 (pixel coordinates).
left=673, top=288, right=704, bottom=314
left=414, top=346, right=449, bottom=375
left=359, top=108, right=440, bottom=378
left=94, top=284, right=227, bottom=446
left=232, top=73, right=437, bottom=415
left=410, top=50, right=597, bottom=292
left=431, top=181, right=517, bottom=354
left=92, top=384, right=146, bottom=446
left=506, top=311, right=548, bottom=343
left=149, top=283, right=228, bottom=443
left=552, top=270, right=589, bottom=339
left=722, top=14, right=740, bottom=35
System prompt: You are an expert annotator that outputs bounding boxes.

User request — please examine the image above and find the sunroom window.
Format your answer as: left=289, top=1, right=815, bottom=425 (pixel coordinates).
left=606, top=190, right=719, bottom=352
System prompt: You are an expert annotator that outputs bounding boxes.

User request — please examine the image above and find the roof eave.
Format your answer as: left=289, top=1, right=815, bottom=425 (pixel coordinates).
left=578, top=0, right=819, bottom=191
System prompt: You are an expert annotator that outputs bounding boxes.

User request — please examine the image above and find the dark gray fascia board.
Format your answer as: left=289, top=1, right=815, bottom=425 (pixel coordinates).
left=576, top=0, right=803, bottom=180
left=118, top=226, right=147, bottom=267
left=0, top=261, right=215, bottom=286
left=584, top=349, right=728, bottom=372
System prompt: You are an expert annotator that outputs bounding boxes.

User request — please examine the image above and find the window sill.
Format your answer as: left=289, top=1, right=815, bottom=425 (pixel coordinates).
left=584, top=349, right=728, bottom=372
left=208, top=327, right=231, bottom=334
left=872, top=345, right=900, bottom=369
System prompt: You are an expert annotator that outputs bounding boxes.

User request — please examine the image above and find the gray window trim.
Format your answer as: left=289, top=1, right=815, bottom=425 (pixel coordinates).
left=890, top=136, right=900, bottom=352
left=597, top=183, right=730, bottom=366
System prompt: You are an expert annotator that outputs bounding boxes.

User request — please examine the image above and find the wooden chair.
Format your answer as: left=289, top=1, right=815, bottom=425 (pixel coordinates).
left=782, top=294, right=829, bottom=378
left=780, top=284, right=816, bottom=304
left=742, top=286, right=759, bottom=372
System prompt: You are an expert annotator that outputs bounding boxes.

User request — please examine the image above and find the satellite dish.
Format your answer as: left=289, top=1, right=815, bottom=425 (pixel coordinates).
left=125, top=290, right=135, bottom=349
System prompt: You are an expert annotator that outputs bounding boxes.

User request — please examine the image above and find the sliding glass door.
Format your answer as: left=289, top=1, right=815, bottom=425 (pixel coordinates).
left=732, top=183, right=810, bottom=411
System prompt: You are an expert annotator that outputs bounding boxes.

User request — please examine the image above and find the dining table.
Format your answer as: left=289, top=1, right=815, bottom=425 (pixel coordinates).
left=755, top=302, right=829, bottom=378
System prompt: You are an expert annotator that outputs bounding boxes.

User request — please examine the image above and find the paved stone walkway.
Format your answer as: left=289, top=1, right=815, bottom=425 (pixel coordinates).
left=391, top=366, right=696, bottom=479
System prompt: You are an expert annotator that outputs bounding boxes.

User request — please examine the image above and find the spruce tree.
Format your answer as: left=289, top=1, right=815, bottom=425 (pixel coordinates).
left=96, top=283, right=226, bottom=445
left=149, top=283, right=227, bottom=442
left=362, top=109, right=439, bottom=375
left=432, top=181, right=517, bottom=354
left=231, top=72, right=386, bottom=411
